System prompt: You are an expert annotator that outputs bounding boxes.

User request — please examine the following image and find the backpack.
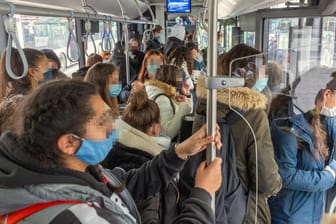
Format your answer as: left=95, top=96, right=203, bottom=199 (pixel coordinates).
left=178, top=115, right=247, bottom=224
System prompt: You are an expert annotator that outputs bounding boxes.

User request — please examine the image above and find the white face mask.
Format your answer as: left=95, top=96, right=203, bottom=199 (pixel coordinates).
left=320, top=106, right=336, bottom=117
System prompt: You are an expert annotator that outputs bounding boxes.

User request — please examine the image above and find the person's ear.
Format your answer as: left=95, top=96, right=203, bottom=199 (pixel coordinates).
left=147, top=123, right=161, bottom=136
left=57, top=134, right=81, bottom=155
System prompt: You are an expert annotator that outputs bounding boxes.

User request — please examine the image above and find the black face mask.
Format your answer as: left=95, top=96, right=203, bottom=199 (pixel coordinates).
left=131, top=47, right=140, bottom=55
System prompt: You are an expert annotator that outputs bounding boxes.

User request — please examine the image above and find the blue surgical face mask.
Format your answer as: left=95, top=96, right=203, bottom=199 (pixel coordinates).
left=43, top=69, right=53, bottom=80
left=109, top=84, right=122, bottom=97
left=147, top=64, right=160, bottom=75
left=74, top=131, right=118, bottom=165
left=156, top=35, right=161, bottom=42
left=252, top=78, right=268, bottom=92
left=128, top=51, right=133, bottom=57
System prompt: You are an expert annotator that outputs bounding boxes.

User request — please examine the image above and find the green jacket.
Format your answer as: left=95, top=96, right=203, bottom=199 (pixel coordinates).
left=193, top=76, right=282, bottom=224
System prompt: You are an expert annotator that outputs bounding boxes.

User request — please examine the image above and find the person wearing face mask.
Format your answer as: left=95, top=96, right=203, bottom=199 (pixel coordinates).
left=190, top=44, right=282, bottom=223
left=145, top=25, right=163, bottom=53
left=119, top=50, right=166, bottom=104
left=102, top=89, right=175, bottom=223
left=40, top=49, right=68, bottom=81
left=145, top=65, right=192, bottom=140
left=0, top=48, right=48, bottom=135
left=268, top=78, right=336, bottom=224
left=0, top=79, right=223, bottom=224
left=84, top=63, right=121, bottom=117
left=128, top=39, right=145, bottom=75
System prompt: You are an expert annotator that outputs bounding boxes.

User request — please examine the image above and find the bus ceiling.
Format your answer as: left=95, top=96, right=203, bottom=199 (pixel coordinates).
left=0, top=0, right=157, bottom=25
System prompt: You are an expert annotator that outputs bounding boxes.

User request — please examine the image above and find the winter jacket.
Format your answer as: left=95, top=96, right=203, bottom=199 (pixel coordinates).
left=102, top=119, right=176, bottom=224
left=192, top=76, right=282, bottom=224
left=269, top=114, right=336, bottom=224
left=164, top=37, right=184, bottom=57
left=0, top=131, right=214, bottom=224
left=145, top=80, right=191, bottom=139
left=145, top=38, right=162, bottom=52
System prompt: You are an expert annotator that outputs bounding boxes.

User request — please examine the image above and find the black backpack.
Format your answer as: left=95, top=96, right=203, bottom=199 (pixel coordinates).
left=178, top=117, right=247, bottom=224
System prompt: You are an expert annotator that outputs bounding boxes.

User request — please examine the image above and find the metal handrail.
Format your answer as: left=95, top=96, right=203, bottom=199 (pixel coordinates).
left=3, top=2, right=28, bottom=80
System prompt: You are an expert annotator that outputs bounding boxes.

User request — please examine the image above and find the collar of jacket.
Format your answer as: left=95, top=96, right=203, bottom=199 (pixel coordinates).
left=195, top=75, right=267, bottom=117
left=144, top=79, right=176, bottom=97
left=291, top=113, right=315, bottom=147
left=116, top=119, right=167, bottom=156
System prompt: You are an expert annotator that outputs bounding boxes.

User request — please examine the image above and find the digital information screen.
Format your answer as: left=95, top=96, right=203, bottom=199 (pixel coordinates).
left=167, top=0, right=191, bottom=13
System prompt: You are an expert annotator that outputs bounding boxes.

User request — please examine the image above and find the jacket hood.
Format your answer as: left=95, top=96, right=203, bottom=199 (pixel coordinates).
left=145, top=79, right=176, bottom=97
left=195, top=75, right=267, bottom=118
left=116, top=119, right=169, bottom=156
left=170, top=25, right=185, bottom=41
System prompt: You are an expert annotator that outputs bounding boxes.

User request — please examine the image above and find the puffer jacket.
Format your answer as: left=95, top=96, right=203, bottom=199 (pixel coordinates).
left=0, top=131, right=214, bottom=224
left=145, top=80, right=191, bottom=139
left=193, top=76, right=282, bottom=224
left=269, top=114, right=336, bottom=224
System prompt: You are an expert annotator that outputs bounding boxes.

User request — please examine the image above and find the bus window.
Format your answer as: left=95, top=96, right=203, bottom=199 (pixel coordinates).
left=15, top=15, right=77, bottom=75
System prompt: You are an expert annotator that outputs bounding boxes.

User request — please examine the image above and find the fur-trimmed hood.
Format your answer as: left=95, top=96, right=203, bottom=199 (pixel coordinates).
left=144, top=80, right=176, bottom=98
left=195, top=75, right=267, bottom=118
left=116, top=119, right=170, bottom=156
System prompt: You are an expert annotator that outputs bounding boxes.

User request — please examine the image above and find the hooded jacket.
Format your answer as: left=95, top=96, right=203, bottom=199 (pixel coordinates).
left=192, top=76, right=282, bottom=224
left=269, top=114, right=336, bottom=224
left=145, top=80, right=191, bottom=139
left=0, top=131, right=214, bottom=224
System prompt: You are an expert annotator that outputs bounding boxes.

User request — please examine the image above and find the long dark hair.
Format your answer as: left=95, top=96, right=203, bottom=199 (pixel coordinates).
left=168, top=46, right=193, bottom=75
left=0, top=48, right=46, bottom=99
left=84, top=63, right=119, bottom=116
left=17, top=80, right=97, bottom=167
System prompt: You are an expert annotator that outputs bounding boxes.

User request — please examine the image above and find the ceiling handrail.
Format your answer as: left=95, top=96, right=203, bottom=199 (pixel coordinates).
left=3, top=2, right=28, bottom=80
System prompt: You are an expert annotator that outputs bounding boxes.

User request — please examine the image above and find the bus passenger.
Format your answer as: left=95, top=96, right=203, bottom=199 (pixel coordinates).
left=84, top=63, right=121, bottom=117
left=182, top=44, right=282, bottom=223
left=168, top=46, right=195, bottom=111
left=129, top=38, right=145, bottom=75
left=72, top=53, right=102, bottom=80
left=269, top=77, right=336, bottom=224
left=40, top=49, right=68, bottom=80
left=145, top=25, right=163, bottom=52
left=145, top=65, right=191, bottom=140
left=163, top=24, right=185, bottom=57
left=0, top=80, right=223, bottom=224
left=102, top=89, right=174, bottom=223
left=119, top=49, right=166, bottom=104
left=0, top=48, right=48, bottom=134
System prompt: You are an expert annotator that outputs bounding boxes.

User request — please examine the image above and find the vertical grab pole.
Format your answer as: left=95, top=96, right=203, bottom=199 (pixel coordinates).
left=117, top=0, right=130, bottom=85
left=206, top=0, right=218, bottom=213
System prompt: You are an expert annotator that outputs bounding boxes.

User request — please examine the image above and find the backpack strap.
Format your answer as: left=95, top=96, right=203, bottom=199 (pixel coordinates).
left=152, top=93, right=175, bottom=115
left=0, top=200, right=82, bottom=224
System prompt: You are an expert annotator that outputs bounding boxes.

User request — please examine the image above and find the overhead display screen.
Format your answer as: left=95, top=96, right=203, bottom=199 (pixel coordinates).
left=167, top=0, right=191, bottom=13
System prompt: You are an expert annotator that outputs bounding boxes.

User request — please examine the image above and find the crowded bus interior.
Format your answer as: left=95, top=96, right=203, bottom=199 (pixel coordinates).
left=2, top=0, right=336, bottom=223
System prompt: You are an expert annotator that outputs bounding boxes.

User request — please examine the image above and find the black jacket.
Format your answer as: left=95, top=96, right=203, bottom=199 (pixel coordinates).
left=102, top=142, right=180, bottom=224
left=145, top=38, right=162, bottom=52
left=163, top=37, right=184, bottom=57
left=0, top=131, right=215, bottom=224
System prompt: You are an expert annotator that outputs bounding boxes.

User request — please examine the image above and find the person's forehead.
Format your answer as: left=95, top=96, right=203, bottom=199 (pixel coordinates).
left=148, top=54, right=161, bottom=61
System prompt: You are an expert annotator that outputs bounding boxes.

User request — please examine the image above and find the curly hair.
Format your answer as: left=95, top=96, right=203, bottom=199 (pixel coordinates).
left=17, top=80, right=97, bottom=168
